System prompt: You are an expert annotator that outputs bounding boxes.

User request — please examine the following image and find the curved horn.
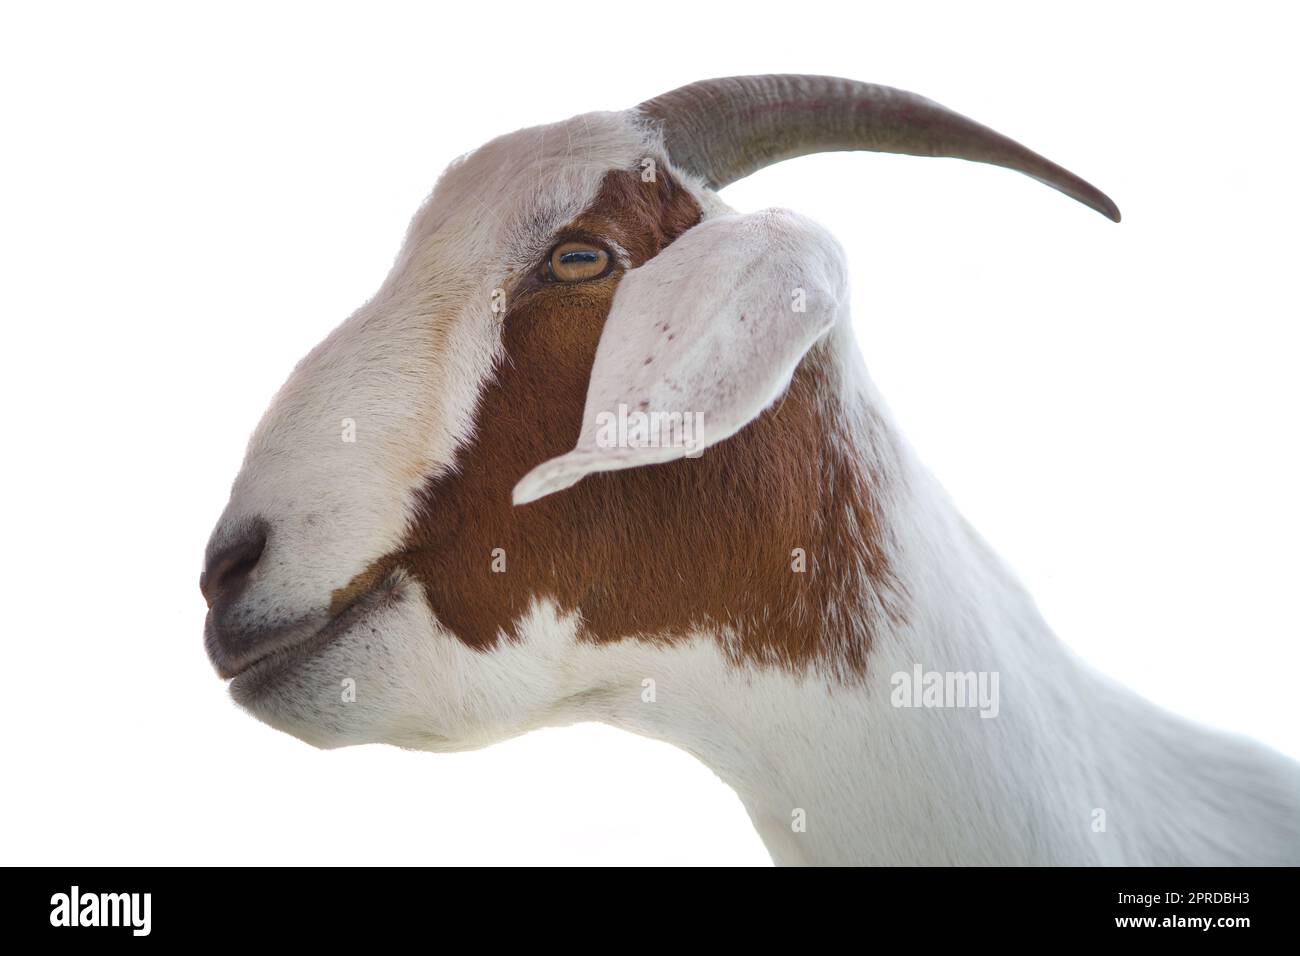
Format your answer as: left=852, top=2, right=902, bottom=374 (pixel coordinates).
left=638, top=74, right=1120, bottom=222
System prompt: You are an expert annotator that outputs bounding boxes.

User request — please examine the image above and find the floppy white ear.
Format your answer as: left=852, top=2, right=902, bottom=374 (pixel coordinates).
left=513, top=208, right=847, bottom=505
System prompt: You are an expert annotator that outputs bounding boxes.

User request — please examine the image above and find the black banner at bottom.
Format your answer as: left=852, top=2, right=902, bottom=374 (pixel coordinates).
left=6, top=866, right=1294, bottom=941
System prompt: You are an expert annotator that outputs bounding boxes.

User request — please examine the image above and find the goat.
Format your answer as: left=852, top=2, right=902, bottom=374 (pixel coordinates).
left=201, top=75, right=1300, bottom=865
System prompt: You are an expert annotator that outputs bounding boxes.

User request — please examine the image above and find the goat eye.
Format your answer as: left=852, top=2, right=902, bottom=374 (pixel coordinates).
left=549, top=241, right=610, bottom=282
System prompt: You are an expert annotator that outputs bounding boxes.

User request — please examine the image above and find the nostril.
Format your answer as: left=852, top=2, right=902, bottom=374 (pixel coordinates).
left=200, top=523, right=268, bottom=609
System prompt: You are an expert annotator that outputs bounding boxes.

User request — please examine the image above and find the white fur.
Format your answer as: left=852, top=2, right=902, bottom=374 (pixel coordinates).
left=210, top=108, right=1300, bottom=866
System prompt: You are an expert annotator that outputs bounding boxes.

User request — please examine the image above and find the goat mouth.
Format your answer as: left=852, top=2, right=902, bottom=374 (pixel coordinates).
left=222, top=571, right=408, bottom=694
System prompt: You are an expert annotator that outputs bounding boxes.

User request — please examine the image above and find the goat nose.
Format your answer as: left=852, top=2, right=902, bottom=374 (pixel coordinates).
left=200, top=523, right=267, bottom=609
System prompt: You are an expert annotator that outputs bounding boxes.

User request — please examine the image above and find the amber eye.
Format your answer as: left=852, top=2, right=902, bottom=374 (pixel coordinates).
left=548, top=241, right=611, bottom=282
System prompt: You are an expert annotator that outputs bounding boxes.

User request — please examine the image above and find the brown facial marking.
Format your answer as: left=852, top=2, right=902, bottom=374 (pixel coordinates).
left=335, top=166, right=904, bottom=677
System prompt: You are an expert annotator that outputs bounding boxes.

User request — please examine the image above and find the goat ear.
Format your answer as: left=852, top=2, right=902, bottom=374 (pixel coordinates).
left=513, top=208, right=847, bottom=505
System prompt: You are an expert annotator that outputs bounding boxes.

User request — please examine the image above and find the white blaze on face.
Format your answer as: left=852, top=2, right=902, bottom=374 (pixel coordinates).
left=206, top=110, right=673, bottom=744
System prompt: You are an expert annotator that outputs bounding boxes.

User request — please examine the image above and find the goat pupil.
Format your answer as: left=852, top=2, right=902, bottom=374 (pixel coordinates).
left=560, top=251, right=599, bottom=264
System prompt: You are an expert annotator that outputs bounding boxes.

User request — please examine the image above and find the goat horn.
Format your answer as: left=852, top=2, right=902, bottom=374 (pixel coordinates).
left=637, top=74, right=1121, bottom=222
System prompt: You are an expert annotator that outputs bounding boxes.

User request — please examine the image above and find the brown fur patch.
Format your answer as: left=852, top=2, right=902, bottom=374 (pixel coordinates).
left=334, top=167, right=904, bottom=677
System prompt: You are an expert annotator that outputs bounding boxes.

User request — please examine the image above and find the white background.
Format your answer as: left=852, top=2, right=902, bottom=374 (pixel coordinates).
left=1, top=1, right=1296, bottom=865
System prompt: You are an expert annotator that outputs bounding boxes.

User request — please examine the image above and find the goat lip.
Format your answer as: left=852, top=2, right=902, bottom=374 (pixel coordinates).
left=215, top=574, right=405, bottom=686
